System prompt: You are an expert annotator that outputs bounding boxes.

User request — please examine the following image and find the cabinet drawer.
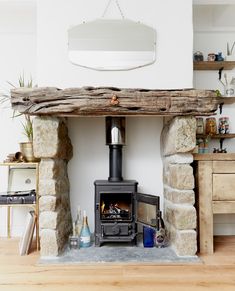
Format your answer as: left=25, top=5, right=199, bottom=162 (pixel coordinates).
left=213, top=174, right=235, bottom=200
left=213, top=161, right=235, bottom=173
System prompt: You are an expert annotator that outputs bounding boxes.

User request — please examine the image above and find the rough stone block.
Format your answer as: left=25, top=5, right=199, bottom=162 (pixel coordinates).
left=164, top=187, right=195, bottom=205
left=40, top=229, right=59, bottom=257
left=161, top=116, right=196, bottom=156
left=39, top=196, right=58, bottom=212
left=164, top=153, right=193, bottom=165
left=40, top=208, right=70, bottom=230
left=173, top=230, right=197, bottom=256
left=39, top=177, right=69, bottom=196
left=39, top=159, right=67, bottom=179
left=165, top=203, right=196, bottom=230
left=168, top=164, right=194, bottom=190
left=33, top=117, right=73, bottom=160
left=40, top=211, right=58, bottom=229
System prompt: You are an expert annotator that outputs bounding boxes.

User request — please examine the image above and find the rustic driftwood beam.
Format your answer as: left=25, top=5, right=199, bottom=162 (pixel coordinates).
left=10, top=86, right=221, bottom=117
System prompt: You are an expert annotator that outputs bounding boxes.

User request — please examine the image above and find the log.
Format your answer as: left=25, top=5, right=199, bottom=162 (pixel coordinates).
left=10, top=86, right=221, bottom=117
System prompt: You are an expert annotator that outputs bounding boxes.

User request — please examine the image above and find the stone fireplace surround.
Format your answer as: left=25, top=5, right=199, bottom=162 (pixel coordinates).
left=10, top=86, right=222, bottom=257
left=34, top=115, right=197, bottom=257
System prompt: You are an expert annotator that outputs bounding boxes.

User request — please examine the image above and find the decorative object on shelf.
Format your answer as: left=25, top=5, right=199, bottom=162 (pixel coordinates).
left=226, top=41, right=235, bottom=61
left=223, top=85, right=235, bottom=97
left=213, top=148, right=227, bottom=153
left=205, top=117, right=217, bottom=135
left=218, top=117, right=230, bottom=134
left=198, top=138, right=205, bottom=154
left=79, top=210, right=91, bottom=248
left=204, top=137, right=209, bottom=153
left=196, top=117, right=204, bottom=134
left=3, top=152, right=25, bottom=163
left=216, top=52, right=224, bottom=62
left=207, top=53, right=216, bottom=61
left=193, top=51, right=204, bottom=62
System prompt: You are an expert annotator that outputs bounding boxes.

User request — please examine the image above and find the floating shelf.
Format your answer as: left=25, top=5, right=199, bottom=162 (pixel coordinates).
left=196, top=133, right=235, bottom=150
left=193, top=61, right=235, bottom=70
left=196, top=133, right=235, bottom=139
left=219, top=97, right=235, bottom=105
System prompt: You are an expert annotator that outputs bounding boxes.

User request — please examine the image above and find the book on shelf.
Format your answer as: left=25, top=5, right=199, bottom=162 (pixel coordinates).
left=19, top=210, right=36, bottom=256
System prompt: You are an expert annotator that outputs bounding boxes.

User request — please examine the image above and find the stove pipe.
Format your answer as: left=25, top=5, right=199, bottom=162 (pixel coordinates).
left=106, top=117, right=126, bottom=182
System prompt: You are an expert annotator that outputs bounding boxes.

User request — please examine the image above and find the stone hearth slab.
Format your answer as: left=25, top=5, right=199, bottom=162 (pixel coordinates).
left=38, top=245, right=200, bottom=265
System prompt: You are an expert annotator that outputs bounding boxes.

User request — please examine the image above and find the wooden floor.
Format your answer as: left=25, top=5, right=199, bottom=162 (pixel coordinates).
left=0, top=236, right=235, bottom=291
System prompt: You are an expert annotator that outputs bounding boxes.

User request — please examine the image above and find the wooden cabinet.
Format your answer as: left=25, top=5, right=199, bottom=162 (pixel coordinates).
left=194, top=153, right=235, bottom=254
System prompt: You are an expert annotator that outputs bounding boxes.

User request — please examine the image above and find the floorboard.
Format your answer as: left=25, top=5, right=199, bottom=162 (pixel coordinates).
left=0, top=236, right=235, bottom=291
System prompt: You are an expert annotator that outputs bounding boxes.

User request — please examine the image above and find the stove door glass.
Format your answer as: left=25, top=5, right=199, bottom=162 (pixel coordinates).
left=135, top=193, right=159, bottom=227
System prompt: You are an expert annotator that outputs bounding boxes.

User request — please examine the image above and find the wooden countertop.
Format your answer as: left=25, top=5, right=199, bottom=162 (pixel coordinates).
left=193, top=153, right=235, bottom=161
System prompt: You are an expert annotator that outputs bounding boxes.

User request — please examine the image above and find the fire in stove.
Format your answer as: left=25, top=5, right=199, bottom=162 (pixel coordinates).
left=100, top=193, right=131, bottom=221
left=94, top=117, right=160, bottom=247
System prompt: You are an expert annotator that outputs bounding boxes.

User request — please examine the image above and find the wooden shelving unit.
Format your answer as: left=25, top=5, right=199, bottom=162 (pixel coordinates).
left=0, top=162, right=40, bottom=251
left=194, top=61, right=235, bottom=70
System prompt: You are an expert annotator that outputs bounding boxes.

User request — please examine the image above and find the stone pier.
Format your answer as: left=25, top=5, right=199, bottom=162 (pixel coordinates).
left=33, top=117, right=73, bottom=257
left=161, top=116, right=197, bottom=256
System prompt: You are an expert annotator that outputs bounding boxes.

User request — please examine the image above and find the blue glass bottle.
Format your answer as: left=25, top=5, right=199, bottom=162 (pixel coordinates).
left=143, top=226, right=155, bottom=247
left=79, top=210, right=91, bottom=248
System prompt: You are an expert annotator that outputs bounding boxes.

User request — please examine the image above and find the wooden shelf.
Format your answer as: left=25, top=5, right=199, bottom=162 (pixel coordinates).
left=218, top=97, right=235, bottom=105
left=197, top=133, right=235, bottom=139
left=193, top=153, right=235, bottom=161
left=194, top=61, right=235, bottom=70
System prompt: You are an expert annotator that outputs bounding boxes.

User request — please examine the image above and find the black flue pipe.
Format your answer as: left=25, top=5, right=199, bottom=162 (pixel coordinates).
left=106, top=117, right=125, bottom=182
left=108, top=145, right=123, bottom=182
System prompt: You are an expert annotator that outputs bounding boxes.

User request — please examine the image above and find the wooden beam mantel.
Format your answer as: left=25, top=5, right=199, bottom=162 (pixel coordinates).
left=10, top=86, right=221, bottom=117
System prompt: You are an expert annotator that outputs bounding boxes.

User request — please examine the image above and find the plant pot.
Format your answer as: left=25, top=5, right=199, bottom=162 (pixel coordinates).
left=19, top=142, right=39, bottom=162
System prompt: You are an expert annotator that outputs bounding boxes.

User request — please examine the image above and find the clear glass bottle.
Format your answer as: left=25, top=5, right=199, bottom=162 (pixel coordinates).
left=79, top=210, right=91, bottom=248
left=154, top=211, right=167, bottom=248
left=75, top=205, right=82, bottom=236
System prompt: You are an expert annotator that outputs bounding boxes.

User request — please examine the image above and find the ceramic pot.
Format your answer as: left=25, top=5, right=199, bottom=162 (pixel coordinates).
left=19, top=142, right=39, bottom=162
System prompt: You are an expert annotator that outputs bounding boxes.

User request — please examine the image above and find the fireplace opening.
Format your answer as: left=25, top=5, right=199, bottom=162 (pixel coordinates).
left=94, top=117, right=160, bottom=247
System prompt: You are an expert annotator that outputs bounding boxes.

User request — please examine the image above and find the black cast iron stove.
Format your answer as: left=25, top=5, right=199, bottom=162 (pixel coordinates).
left=94, top=117, right=160, bottom=247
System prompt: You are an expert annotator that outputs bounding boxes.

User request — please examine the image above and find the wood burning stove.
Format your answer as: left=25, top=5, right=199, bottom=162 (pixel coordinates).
left=94, top=117, right=160, bottom=247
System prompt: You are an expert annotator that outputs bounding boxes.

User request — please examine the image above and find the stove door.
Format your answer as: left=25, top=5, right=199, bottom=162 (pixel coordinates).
left=135, top=193, right=160, bottom=228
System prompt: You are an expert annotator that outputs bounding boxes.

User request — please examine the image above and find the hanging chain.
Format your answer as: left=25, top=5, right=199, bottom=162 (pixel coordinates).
left=115, top=0, right=124, bottom=19
left=102, top=0, right=125, bottom=19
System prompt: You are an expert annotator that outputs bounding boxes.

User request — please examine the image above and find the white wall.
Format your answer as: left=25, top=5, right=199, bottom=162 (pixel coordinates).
left=0, top=1, right=37, bottom=236
left=193, top=4, right=235, bottom=235
left=36, top=0, right=193, bottom=232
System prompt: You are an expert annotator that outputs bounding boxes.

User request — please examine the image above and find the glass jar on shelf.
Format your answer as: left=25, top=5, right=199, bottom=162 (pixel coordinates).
left=196, top=117, right=204, bottom=134
left=205, top=117, right=217, bottom=135
left=218, top=117, right=230, bottom=134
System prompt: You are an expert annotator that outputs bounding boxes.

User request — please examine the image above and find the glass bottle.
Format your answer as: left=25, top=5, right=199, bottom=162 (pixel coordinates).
left=143, top=226, right=155, bottom=248
left=79, top=210, right=91, bottom=248
left=75, top=205, right=82, bottom=236
left=154, top=211, right=167, bottom=248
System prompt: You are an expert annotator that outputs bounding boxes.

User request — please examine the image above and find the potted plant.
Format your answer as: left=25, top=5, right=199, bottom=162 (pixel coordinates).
left=0, top=74, right=38, bottom=162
